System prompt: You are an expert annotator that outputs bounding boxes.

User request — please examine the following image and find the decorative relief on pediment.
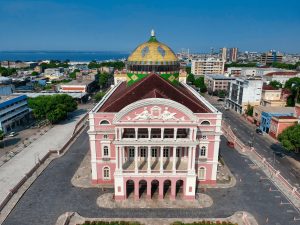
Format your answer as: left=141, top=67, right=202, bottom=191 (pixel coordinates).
left=126, top=106, right=186, bottom=121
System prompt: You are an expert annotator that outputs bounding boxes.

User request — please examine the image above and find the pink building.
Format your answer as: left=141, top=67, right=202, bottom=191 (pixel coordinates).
left=88, top=32, right=222, bottom=201
left=269, top=116, right=298, bottom=139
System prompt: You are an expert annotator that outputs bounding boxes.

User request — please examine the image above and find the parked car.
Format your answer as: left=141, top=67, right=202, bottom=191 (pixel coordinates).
left=8, top=132, right=18, bottom=137
left=227, top=141, right=234, bottom=148
left=256, top=128, right=263, bottom=135
left=274, top=151, right=285, bottom=158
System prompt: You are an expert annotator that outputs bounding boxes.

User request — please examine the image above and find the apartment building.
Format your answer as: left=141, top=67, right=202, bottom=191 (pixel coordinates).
left=191, top=58, right=225, bottom=76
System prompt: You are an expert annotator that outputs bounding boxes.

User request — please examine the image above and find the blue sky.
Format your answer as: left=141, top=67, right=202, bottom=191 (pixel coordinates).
left=0, top=0, right=299, bottom=53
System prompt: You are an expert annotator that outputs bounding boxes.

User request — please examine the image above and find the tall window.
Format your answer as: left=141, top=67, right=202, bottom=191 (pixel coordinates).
left=140, top=147, right=146, bottom=157
left=100, top=120, right=110, bottom=125
left=200, top=146, right=206, bottom=157
left=103, top=146, right=109, bottom=157
left=176, top=148, right=180, bottom=157
left=152, top=148, right=157, bottom=157
left=163, top=148, right=169, bottom=157
left=103, top=167, right=110, bottom=180
left=129, top=147, right=135, bottom=158
left=198, top=167, right=206, bottom=180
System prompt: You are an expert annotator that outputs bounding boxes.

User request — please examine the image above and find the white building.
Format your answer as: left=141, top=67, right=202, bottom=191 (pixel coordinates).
left=0, top=95, right=31, bottom=133
left=264, top=71, right=300, bottom=85
left=191, top=58, right=225, bottom=76
left=226, top=77, right=263, bottom=114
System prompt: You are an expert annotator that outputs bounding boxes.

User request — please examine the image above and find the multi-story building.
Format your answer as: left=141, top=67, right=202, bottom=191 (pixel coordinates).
left=226, top=77, right=263, bottom=114
left=88, top=31, right=222, bottom=201
left=260, top=51, right=283, bottom=64
left=191, top=58, right=225, bottom=76
left=204, top=74, right=235, bottom=94
left=260, top=85, right=286, bottom=107
left=228, top=48, right=238, bottom=62
left=220, top=48, right=227, bottom=62
left=0, top=95, right=30, bottom=133
left=269, top=116, right=298, bottom=139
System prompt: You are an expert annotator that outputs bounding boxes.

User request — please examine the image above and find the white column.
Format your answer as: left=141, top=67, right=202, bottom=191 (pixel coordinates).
left=147, top=146, right=151, bottom=172
left=160, top=146, right=164, bottom=173
left=187, top=146, right=191, bottom=171
left=189, top=128, right=193, bottom=140
left=194, top=128, right=197, bottom=140
left=191, top=146, right=196, bottom=171
left=161, top=128, right=164, bottom=140
left=118, top=128, right=122, bottom=140
left=119, top=146, right=123, bottom=172
left=148, top=128, right=151, bottom=140
left=174, top=128, right=177, bottom=140
left=135, top=128, right=138, bottom=140
left=116, top=145, right=119, bottom=170
left=134, top=146, right=138, bottom=173
left=172, top=146, right=176, bottom=174
left=115, top=129, right=118, bottom=140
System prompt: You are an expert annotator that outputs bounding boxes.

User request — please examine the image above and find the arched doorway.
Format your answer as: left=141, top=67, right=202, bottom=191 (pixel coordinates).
left=126, top=180, right=134, bottom=198
left=176, top=180, right=184, bottom=197
left=151, top=179, right=159, bottom=198
left=139, top=180, right=147, bottom=198
left=163, top=179, right=171, bottom=198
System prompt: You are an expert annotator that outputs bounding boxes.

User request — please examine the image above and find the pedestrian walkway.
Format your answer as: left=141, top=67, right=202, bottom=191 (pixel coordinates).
left=0, top=111, right=87, bottom=210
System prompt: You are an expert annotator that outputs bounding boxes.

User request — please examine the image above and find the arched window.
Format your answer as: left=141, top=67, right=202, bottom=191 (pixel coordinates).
left=200, top=146, right=206, bottom=157
left=103, top=146, right=109, bottom=157
left=201, top=120, right=211, bottom=125
left=103, top=167, right=110, bottom=180
left=198, top=167, right=206, bottom=180
left=100, top=120, right=110, bottom=125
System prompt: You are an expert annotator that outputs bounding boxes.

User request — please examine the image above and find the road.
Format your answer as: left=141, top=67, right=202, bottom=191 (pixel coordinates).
left=205, top=94, right=300, bottom=188
left=3, top=129, right=300, bottom=225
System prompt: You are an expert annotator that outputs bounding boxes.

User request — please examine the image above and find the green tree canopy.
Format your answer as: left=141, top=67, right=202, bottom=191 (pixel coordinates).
left=0, top=67, right=17, bottom=76
left=28, top=94, right=77, bottom=124
left=284, top=77, right=300, bottom=106
left=225, top=62, right=257, bottom=68
left=271, top=62, right=297, bottom=70
left=0, top=130, right=4, bottom=140
left=40, top=60, right=69, bottom=71
left=269, top=80, right=282, bottom=89
left=94, top=91, right=106, bottom=102
left=245, top=104, right=254, bottom=116
left=31, top=71, right=39, bottom=76
left=278, top=125, right=300, bottom=152
left=187, top=73, right=195, bottom=84
left=194, top=77, right=207, bottom=93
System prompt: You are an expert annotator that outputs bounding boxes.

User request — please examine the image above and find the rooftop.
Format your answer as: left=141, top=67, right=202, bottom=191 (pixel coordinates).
left=255, top=105, right=295, bottom=114
left=272, top=115, right=298, bottom=120
left=265, top=71, right=298, bottom=77
left=60, top=79, right=94, bottom=86
left=206, top=74, right=236, bottom=80
left=262, top=85, right=281, bottom=91
left=96, top=74, right=215, bottom=113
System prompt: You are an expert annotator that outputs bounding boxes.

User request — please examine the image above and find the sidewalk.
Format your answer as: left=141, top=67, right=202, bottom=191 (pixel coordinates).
left=0, top=110, right=87, bottom=211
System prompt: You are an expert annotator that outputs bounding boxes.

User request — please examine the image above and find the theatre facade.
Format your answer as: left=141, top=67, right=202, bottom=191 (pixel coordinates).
left=88, top=31, right=222, bottom=201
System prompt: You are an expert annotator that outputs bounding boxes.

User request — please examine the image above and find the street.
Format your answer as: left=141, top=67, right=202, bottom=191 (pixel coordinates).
left=205, top=94, right=300, bottom=188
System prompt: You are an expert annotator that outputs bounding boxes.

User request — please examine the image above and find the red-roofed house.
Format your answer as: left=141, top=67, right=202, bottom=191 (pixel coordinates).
left=264, top=71, right=300, bottom=85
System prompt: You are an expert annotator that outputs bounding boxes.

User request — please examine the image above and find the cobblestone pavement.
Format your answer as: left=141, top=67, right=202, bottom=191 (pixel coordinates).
left=2, top=132, right=300, bottom=225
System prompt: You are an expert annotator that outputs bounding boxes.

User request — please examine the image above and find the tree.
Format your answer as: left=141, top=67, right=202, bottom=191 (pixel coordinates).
left=194, top=77, right=207, bottom=93
left=269, top=80, right=282, bottom=89
left=69, top=69, right=80, bottom=79
left=284, top=77, right=300, bottom=106
left=28, top=94, right=77, bottom=124
left=0, top=130, right=4, bottom=141
left=218, top=90, right=227, bottom=98
left=278, top=125, right=300, bottom=152
left=271, top=62, right=297, bottom=70
left=245, top=104, right=254, bottom=116
left=187, top=73, right=195, bottom=84
left=94, top=91, right=105, bottom=102
left=98, top=73, right=110, bottom=88
left=31, top=71, right=39, bottom=76
left=185, top=67, right=191, bottom=74
left=88, top=60, right=100, bottom=69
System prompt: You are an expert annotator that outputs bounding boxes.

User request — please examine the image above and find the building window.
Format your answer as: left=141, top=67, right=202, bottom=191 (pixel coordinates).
left=103, top=167, right=110, bottom=180
left=176, top=148, right=180, bottom=157
left=100, top=120, right=110, bottom=125
left=200, top=120, right=211, bottom=125
left=200, top=146, right=206, bottom=157
left=152, top=148, right=157, bottom=157
left=202, top=135, right=207, bottom=140
left=140, top=147, right=146, bottom=157
left=103, top=134, right=108, bottom=139
left=103, top=146, right=109, bottom=157
left=129, top=147, right=135, bottom=158
left=163, top=148, right=169, bottom=157
left=198, top=167, right=206, bottom=180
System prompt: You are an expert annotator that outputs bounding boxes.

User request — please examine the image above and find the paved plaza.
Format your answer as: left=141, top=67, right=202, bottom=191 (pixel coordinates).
left=2, top=130, right=300, bottom=225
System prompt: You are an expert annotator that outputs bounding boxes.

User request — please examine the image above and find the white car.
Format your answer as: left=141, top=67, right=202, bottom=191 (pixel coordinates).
left=8, top=132, right=18, bottom=137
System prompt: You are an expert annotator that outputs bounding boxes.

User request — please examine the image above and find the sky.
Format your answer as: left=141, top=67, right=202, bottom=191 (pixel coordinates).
left=0, top=0, right=299, bottom=53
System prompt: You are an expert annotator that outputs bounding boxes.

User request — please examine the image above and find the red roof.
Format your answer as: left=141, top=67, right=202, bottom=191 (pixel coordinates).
left=265, top=71, right=298, bottom=77
left=99, top=74, right=211, bottom=113
left=262, top=84, right=280, bottom=91
left=273, top=116, right=297, bottom=120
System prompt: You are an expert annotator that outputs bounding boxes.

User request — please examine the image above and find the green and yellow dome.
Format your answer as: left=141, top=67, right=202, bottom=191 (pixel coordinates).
left=127, top=30, right=178, bottom=65
left=126, top=30, right=180, bottom=85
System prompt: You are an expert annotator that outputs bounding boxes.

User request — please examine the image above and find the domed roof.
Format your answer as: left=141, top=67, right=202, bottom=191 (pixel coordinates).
left=127, top=30, right=178, bottom=65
